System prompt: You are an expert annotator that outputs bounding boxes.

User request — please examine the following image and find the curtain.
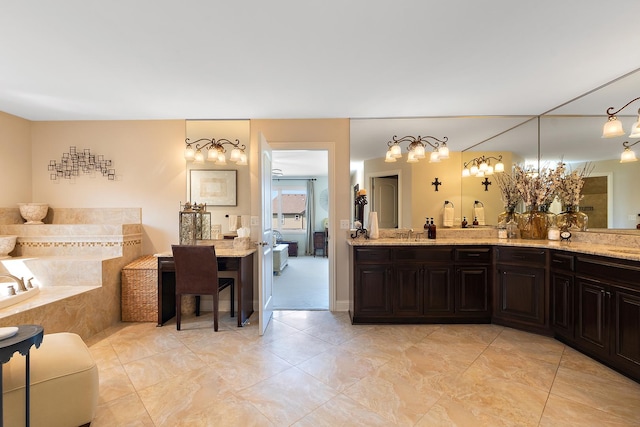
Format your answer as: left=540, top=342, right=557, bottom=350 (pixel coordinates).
left=305, top=180, right=315, bottom=255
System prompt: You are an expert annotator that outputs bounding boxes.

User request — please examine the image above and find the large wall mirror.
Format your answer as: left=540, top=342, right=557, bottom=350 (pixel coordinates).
left=351, top=68, right=640, bottom=231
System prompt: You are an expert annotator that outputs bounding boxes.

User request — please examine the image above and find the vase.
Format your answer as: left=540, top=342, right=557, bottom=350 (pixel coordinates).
left=518, top=206, right=548, bottom=239
left=498, top=208, right=519, bottom=225
left=556, top=205, right=588, bottom=232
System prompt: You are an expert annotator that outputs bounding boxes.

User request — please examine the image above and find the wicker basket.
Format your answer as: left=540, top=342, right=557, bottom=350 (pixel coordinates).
left=121, top=255, right=158, bottom=322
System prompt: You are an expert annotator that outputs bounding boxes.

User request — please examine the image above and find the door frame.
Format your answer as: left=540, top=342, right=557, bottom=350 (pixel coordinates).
left=269, top=142, right=336, bottom=311
left=366, top=169, right=403, bottom=229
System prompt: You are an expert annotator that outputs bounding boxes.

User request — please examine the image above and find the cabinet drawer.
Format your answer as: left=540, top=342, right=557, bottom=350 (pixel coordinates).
left=496, top=247, right=546, bottom=265
left=550, top=252, right=574, bottom=271
left=455, top=247, right=491, bottom=263
left=354, top=248, right=391, bottom=262
left=395, top=247, right=452, bottom=262
left=576, top=256, right=640, bottom=287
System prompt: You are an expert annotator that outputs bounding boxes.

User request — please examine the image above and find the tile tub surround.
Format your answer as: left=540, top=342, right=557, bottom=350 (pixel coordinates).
left=0, top=208, right=143, bottom=340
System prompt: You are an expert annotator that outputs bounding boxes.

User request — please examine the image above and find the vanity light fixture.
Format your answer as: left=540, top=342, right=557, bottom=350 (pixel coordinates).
left=602, top=96, right=640, bottom=138
left=462, top=155, right=504, bottom=177
left=384, top=135, right=449, bottom=163
left=183, top=138, right=247, bottom=165
left=620, top=140, right=639, bottom=163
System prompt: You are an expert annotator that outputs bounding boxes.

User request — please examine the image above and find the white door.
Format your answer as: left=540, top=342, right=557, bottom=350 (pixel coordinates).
left=258, top=132, right=274, bottom=335
left=373, top=176, right=399, bottom=228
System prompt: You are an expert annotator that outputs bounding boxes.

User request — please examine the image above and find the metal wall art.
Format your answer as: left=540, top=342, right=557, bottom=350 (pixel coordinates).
left=48, top=146, right=115, bottom=180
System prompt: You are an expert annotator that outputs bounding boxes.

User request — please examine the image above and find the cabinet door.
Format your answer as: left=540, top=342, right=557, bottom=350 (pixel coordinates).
left=354, top=264, right=392, bottom=316
left=576, top=277, right=609, bottom=358
left=612, top=286, right=640, bottom=372
left=395, top=265, right=423, bottom=316
left=456, top=266, right=490, bottom=315
left=551, top=271, right=573, bottom=338
left=423, top=267, right=453, bottom=315
left=495, top=265, right=546, bottom=326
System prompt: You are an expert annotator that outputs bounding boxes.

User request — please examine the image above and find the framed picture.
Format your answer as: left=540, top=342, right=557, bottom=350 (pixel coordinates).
left=190, top=170, right=237, bottom=206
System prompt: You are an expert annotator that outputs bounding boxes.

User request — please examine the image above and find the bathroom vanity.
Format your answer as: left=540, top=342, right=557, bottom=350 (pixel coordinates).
left=348, top=234, right=640, bottom=383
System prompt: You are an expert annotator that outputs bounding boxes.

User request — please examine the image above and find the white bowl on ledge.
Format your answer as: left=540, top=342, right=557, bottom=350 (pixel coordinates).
left=0, top=235, right=17, bottom=259
left=18, top=203, right=49, bottom=224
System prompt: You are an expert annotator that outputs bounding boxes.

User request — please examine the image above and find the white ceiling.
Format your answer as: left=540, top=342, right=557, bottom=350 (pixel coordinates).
left=2, top=1, right=640, bottom=174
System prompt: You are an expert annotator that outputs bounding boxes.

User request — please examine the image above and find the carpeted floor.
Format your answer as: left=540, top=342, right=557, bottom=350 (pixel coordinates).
left=273, top=255, right=329, bottom=310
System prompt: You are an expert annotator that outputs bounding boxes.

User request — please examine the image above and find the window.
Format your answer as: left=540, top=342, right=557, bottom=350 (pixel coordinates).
left=272, top=186, right=307, bottom=232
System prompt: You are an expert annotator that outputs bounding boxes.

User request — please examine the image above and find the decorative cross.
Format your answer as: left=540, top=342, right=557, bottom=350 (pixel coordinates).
left=432, top=178, right=442, bottom=191
left=481, top=177, right=491, bottom=191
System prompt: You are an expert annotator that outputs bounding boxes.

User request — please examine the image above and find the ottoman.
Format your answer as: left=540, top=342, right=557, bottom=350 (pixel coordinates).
left=2, top=332, right=99, bottom=427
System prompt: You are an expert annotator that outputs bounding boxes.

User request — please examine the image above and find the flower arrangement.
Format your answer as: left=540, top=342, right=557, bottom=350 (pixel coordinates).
left=494, top=172, right=521, bottom=211
left=553, top=162, right=594, bottom=208
left=512, top=164, right=557, bottom=209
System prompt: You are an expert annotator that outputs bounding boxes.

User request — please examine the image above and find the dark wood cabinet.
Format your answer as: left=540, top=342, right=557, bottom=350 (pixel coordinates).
left=455, top=248, right=491, bottom=318
left=550, top=251, right=575, bottom=339
left=493, top=247, right=548, bottom=334
left=280, top=241, right=298, bottom=257
left=313, top=231, right=327, bottom=257
left=354, top=263, right=392, bottom=317
left=350, top=246, right=488, bottom=323
left=575, top=276, right=610, bottom=357
left=350, top=242, right=640, bottom=382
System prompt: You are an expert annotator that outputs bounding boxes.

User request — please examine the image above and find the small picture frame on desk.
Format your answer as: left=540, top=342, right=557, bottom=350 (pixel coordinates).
left=190, top=169, right=237, bottom=206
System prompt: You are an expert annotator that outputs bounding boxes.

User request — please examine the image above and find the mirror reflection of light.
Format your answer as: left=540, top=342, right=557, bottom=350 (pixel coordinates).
left=0, top=258, right=38, bottom=285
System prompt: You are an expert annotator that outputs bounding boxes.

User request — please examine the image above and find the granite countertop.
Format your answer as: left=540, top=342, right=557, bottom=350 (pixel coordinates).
left=347, top=237, right=640, bottom=262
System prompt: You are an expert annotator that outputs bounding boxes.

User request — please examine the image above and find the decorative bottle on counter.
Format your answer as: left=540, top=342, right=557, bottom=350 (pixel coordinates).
left=506, top=219, right=518, bottom=239
left=462, top=217, right=468, bottom=228
left=497, top=220, right=507, bottom=239
left=424, top=217, right=430, bottom=238
left=429, top=218, right=436, bottom=239
left=473, top=217, right=479, bottom=226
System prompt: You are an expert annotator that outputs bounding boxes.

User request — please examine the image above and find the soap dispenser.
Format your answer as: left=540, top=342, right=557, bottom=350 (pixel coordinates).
left=462, top=217, right=468, bottom=228
left=429, top=218, right=436, bottom=239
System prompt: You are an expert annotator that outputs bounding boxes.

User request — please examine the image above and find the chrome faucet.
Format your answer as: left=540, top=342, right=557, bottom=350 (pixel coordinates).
left=0, top=273, right=30, bottom=292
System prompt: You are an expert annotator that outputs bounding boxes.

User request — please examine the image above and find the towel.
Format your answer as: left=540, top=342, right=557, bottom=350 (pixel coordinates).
left=443, top=205, right=454, bottom=227
left=368, top=211, right=379, bottom=239
left=473, top=207, right=486, bottom=226
left=228, top=215, right=238, bottom=232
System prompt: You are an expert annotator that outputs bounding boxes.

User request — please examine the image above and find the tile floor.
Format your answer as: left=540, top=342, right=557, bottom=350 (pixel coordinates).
left=86, top=310, right=640, bottom=426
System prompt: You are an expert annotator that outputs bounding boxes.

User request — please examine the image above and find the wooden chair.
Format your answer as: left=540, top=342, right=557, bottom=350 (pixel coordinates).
left=171, top=245, right=234, bottom=331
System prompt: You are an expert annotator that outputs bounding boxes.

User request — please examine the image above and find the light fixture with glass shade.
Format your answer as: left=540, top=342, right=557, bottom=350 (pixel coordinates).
left=620, top=140, right=639, bottom=163
left=602, top=96, right=640, bottom=138
left=462, top=155, right=504, bottom=177
left=183, top=138, right=247, bottom=165
left=384, top=135, right=449, bottom=163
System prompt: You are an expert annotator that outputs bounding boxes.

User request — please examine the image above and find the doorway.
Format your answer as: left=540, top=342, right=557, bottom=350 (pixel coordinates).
left=371, top=175, right=399, bottom=228
left=271, top=149, right=330, bottom=310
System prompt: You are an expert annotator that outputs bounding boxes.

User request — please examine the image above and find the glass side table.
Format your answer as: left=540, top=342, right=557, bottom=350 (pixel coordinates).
left=0, top=325, right=44, bottom=427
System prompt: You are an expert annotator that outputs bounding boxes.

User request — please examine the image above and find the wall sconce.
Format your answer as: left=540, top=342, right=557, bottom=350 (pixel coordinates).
left=620, top=140, right=639, bottom=163
left=384, top=135, right=449, bottom=163
left=462, top=155, right=504, bottom=177
left=602, top=96, right=640, bottom=138
left=184, top=138, right=247, bottom=165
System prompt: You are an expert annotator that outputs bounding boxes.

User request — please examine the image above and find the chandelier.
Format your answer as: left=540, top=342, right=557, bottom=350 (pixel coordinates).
left=462, top=155, right=505, bottom=177
left=621, top=140, right=639, bottom=163
left=183, top=138, right=247, bottom=165
left=384, top=135, right=449, bottom=163
left=601, top=96, right=640, bottom=138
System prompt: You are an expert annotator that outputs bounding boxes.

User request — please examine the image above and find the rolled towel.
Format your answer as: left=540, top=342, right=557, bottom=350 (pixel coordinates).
left=473, top=207, right=486, bottom=226
left=228, top=215, right=238, bottom=232
left=443, top=205, right=454, bottom=227
left=368, top=211, right=379, bottom=239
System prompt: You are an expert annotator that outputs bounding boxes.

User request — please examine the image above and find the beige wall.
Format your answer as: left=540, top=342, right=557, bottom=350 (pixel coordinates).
left=0, top=112, right=32, bottom=206
left=249, top=119, right=351, bottom=308
left=30, top=120, right=186, bottom=254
